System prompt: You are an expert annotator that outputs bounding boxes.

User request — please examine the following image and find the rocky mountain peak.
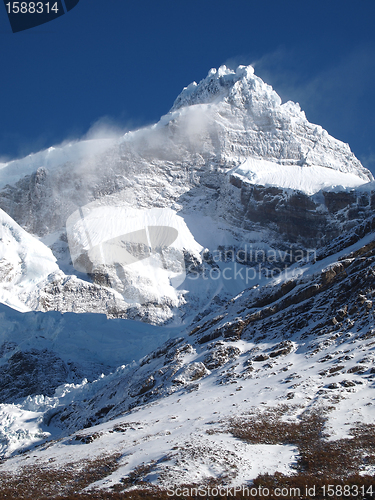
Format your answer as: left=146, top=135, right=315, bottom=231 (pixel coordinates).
left=171, top=64, right=281, bottom=112
left=169, top=64, right=372, bottom=181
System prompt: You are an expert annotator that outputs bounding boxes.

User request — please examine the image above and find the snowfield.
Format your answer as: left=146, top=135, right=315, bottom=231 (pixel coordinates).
left=0, top=208, right=59, bottom=311
left=231, top=158, right=369, bottom=195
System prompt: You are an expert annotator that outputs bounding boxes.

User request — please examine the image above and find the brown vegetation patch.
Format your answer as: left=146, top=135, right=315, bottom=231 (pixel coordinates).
left=0, top=453, right=121, bottom=499
left=228, top=408, right=375, bottom=478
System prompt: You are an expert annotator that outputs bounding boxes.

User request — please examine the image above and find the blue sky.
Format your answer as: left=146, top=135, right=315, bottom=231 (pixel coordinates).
left=1, top=0, right=375, bottom=173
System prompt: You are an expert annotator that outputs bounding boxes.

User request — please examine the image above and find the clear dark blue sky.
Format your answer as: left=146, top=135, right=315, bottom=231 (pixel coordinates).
left=1, top=0, right=375, bottom=173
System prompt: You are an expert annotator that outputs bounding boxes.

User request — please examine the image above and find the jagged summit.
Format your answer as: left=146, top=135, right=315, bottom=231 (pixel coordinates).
left=172, top=65, right=257, bottom=109
left=171, top=64, right=282, bottom=112
left=170, top=64, right=372, bottom=181
left=170, top=64, right=306, bottom=134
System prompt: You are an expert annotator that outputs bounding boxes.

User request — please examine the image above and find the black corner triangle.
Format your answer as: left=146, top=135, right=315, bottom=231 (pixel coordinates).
left=63, top=0, right=79, bottom=12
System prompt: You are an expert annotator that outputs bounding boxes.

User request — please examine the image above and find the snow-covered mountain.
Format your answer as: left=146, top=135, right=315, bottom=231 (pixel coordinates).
left=0, top=65, right=375, bottom=496
left=1, top=65, right=374, bottom=323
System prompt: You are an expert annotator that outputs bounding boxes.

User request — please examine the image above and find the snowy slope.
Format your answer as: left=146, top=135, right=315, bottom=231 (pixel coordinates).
left=0, top=208, right=59, bottom=311
left=231, top=158, right=369, bottom=195
left=66, top=205, right=202, bottom=307
left=0, top=302, right=180, bottom=455
left=0, top=209, right=133, bottom=320
left=1, top=228, right=375, bottom=490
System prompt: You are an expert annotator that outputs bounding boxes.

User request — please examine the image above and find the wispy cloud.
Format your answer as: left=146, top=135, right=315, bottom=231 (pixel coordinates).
left=250, top=44, right=375, bottom=118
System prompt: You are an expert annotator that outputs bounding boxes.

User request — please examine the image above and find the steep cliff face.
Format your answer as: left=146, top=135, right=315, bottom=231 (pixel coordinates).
left=223, top=176, right=375, bottom=247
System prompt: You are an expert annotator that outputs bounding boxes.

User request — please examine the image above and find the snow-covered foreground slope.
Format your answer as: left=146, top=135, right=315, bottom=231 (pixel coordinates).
left=1, top=227, right=375, bottom=493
